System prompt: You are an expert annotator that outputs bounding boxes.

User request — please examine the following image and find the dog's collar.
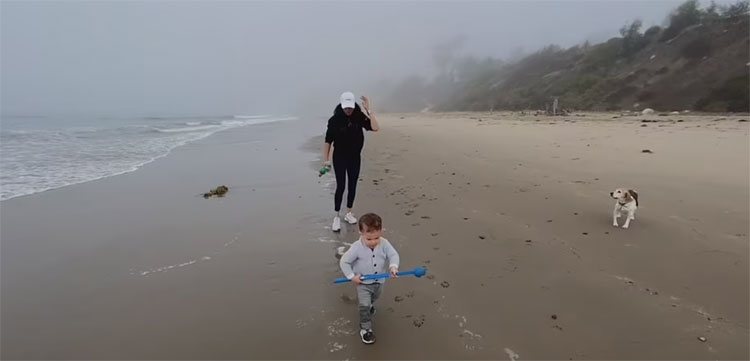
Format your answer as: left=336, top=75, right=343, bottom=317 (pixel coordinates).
left=618, top=201, right=629, bottom=206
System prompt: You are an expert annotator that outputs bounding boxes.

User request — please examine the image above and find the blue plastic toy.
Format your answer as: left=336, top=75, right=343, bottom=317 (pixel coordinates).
left=333, top=266, right=427, bottom=284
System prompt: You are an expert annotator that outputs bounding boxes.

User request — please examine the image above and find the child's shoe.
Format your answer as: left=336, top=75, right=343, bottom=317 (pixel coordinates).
left=359, top=329, right=375, bottom=344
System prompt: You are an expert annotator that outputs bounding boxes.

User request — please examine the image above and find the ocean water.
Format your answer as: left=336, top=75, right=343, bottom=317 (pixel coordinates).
left=0, top=114, right=294, bottom=201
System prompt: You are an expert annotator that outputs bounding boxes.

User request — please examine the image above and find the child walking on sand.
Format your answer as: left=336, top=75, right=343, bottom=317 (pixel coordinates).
left=339, top=213, right=399, bottom=344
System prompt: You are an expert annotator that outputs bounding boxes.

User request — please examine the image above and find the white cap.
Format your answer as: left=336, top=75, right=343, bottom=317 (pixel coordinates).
left=340, top=91, right=356, bottom=109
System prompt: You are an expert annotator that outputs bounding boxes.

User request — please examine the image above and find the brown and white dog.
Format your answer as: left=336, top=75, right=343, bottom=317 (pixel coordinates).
left=610, top=188, right=639, bottom=228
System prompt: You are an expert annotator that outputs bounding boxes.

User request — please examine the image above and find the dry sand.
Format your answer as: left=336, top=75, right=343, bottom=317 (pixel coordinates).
left=343, top=111, right=749, bottom=359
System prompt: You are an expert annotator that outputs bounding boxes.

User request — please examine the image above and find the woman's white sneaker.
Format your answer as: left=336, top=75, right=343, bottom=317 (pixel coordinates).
left=344, top=212, right=358, bottom=224
left=332, top=216, right=341, bottom=232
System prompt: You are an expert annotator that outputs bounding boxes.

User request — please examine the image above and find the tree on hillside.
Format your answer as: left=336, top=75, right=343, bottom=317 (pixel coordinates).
left=619, top=20, right=647, bottom=57
left=701, top=1, right=722, bottom=23
left=720, top=0, right=750, bottom=18
left=644, top=25, right=662, bottom=39
left=661, top=0, right=702, bottom=41
left=661, top=0, right=749, bottom=41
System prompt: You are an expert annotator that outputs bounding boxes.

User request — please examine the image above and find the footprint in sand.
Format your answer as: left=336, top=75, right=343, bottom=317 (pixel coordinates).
left=440, top=281, right=450, bottom=288
left=394, top=296, right=404, bottom=302
left=327, top=341, right=346, bottom=353
left=431, top=233, right=439, bottom=237
left=412, top=315, right=426, bottom=328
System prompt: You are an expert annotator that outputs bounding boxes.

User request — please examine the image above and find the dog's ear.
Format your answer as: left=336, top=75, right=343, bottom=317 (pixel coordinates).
left=628, top=189, right=639, bottom=206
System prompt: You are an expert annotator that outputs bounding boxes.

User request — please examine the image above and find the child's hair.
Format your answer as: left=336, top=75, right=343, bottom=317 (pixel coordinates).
left=358, top=213, right=383, bottom=232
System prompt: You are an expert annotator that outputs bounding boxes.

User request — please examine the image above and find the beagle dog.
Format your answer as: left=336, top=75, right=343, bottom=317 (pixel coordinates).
left=610, top=188, right=639, bottom=228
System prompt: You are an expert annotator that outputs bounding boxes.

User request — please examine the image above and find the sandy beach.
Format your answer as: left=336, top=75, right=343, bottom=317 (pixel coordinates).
left=351, top=111, right=749, bottom=359
left=2, top=112, right=748, bottom=359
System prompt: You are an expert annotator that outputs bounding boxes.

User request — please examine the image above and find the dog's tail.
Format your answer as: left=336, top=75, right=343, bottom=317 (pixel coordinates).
left=628, top=189, right=639, bottom=206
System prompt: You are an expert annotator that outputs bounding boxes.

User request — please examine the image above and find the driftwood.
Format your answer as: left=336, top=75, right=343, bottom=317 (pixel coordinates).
left=203, top=185, right=229, bottom=198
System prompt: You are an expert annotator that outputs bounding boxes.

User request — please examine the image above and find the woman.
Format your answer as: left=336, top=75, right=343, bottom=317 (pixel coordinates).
left=322, top=91, right=380, bottom=232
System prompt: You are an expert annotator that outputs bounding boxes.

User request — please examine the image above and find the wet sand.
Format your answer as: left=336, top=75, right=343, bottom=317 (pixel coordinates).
left=2, top=119, right=347, bottom=359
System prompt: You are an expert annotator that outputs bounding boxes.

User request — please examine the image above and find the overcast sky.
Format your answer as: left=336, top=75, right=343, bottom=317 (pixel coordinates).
left=1, top=0, right=725, bottom=117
